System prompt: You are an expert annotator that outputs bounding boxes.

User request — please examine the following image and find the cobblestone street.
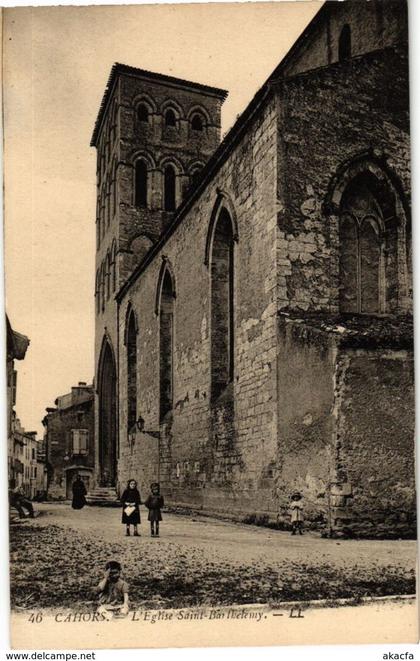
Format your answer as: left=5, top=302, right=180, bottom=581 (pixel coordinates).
left=10, top=503, right=416, bottom=611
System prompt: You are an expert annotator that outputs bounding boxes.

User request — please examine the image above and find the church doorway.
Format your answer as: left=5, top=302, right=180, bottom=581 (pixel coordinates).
left=98, top=340, right=117, bottom=486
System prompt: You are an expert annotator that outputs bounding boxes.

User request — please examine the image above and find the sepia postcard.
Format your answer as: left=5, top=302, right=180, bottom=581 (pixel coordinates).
left=3, top=0, right=418, bottom=650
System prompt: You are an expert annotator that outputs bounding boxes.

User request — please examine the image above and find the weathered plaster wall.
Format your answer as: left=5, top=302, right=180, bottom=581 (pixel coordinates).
left=118, top=97, right=279, bottom=514
left=276, top=317, right=335, bottom=526
left=336, top=347, right=415, bottom=537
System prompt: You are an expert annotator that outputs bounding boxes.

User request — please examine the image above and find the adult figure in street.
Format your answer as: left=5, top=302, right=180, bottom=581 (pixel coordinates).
left=9, top=483, right=35, bottom=518
left=120, top=479, right=141, bottom=536
left=72, top=474, right=87, bottom=510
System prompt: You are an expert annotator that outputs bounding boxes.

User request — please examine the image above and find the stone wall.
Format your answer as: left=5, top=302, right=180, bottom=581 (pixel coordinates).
left=118, top=430, right=159, bottom=500
left=283, top=0, right=407, bottom=78
left=46, top=399, right=94, bottom=500
left=117, top=72, right=224, bottom=275
left=118, top=96, right=279, bottom=514
left=276, top=44, right=410, bottom=313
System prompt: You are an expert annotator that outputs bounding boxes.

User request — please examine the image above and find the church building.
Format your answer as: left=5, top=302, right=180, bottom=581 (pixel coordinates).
left=91, top=0, right=414, bottom=537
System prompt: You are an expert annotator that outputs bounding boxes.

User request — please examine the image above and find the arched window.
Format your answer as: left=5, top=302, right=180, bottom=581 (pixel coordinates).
left=107, top=180, right=111, bottom=226
left=137, top=103, right=149, bottom=123
left=111, top=241, right=117, bottom=292
left=97, top=209, right=101, bottom=249
left=191, top=113, right=204, bottom=132
left=210, top=208, right=234, bottom=400
left=159, top=270, right=175, bottom=420
left=95, top=270, right=100, bottom=315
left=339, top=175, right=387, bottom=314
left=135, top=160, right=148, bottom=208
left=165, top=109, right=176, bottom=127
left=110, top=163, right=116, bottom=220
left=339, top=24, right=351, bottom=61
left=190, top=166, right=203, bottom=188
left=105, top=252, right=111, bottom=300
left=100, top=263, right=106, bottom=312
left=126, top=310, right=137, bottom=432
left=101, top=193, right=106, bottom=238
left=130, top=234, right=153, bottom=263
left=164, top=164, right=176, bottom=211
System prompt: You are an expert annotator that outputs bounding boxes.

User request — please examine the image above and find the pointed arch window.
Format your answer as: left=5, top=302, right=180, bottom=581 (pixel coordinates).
left=190, top=165, right=203, bottom=188
left=191, top=113, right=204, bottom=132
left=111, top=241, right=117, bottom=292
left=164, top=164, right=176, bottom=211
left=159, top=269, right=175, bottom=421
left=95, top=270, right=100, bottom=315
left=105, top=252, right=111, bottom=301
left=339, top=24, right=351, bottom=61
left=339, top=178, right=385, bottom=314
left=137, top=103, right=149, bottom=123
left=126, top=310, right=138, bottom=432
left=96, top=213, right=101, bottom=250
left=110, top=162, right=116, bottom=220
left=210, top=208, right=235, bottom=400
left=100, top=263, right=106, bottom=312
left=165, top=109, right=176, bottom=127
left=135, top=160, right=148, bottom=208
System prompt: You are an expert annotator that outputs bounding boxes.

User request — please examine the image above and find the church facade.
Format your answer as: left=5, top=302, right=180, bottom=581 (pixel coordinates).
left=92, top=0, right=415, bottom=537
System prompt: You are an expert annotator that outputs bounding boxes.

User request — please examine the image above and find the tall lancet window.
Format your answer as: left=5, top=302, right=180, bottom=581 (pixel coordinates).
left=339, top=24, right=351, bottom=62
left=126, top=310, right=137, bottom=432
left=159, top=270, right=175, bottom=420
left=339, top=175, right=386, bottom=314
left=164, top=165, right=176, bottom=212
left=135, top=160, right=148, bottom=208
left=210, top=208, right=234, bottom=400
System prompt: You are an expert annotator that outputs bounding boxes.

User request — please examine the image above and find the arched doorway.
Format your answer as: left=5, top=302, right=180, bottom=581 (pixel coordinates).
left=98, top=339, right=117, bottom=486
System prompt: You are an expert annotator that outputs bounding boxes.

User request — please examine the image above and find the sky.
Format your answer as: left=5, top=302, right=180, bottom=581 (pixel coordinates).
left=4, top=1, right=321, bottom=436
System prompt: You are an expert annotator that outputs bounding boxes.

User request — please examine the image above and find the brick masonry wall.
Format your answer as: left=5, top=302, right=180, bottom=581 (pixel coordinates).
left=118, top=97, right=279, bottom=515
left=276, top=44, right=410, bottom=313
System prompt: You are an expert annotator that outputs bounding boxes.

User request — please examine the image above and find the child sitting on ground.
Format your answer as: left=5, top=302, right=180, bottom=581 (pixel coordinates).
left=144, top=482, right=164, bottom=537
left=290, top=491, right=304, bottom=535
left=94, top=560, right=129, bottom=619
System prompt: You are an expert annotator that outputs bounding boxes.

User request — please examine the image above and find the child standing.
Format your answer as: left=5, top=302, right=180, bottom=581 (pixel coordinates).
left=290, top=491, right=304, bottom=535
left=120, top=479, right=141, bottom=536
left=94, top=560, right=129, bottom=619
left=145, top=482, right=164, bottom=537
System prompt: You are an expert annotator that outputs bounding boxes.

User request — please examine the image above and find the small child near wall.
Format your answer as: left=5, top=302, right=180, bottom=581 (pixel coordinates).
left=145, top=482, right=164, bottom=537
left=290, top=491, right=304, bottom=535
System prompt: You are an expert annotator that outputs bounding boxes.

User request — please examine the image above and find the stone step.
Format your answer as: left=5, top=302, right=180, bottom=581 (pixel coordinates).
left=86, top=488, right=120, bottom=507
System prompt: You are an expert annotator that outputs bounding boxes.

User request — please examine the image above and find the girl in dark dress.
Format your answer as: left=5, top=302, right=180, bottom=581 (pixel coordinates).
left=144, top=482, right=164, bottom=537
left=72, top=475, right=87, bottom=510
left=120, top=479, right=141, bottom=536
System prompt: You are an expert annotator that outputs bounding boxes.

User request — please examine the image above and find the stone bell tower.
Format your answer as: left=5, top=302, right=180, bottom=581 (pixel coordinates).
left=90, top=63, right=227, bottom=491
